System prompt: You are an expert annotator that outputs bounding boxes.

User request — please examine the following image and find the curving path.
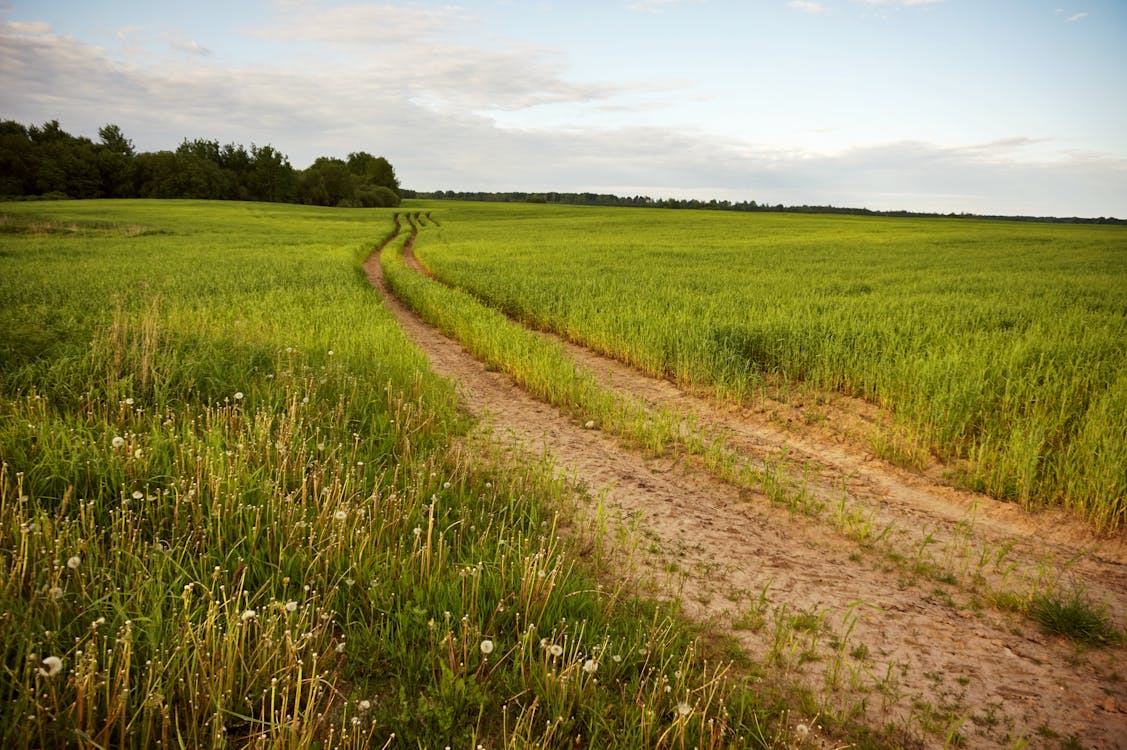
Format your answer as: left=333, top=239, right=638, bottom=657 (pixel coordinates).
left=367, top=218, right=1127, bottom=749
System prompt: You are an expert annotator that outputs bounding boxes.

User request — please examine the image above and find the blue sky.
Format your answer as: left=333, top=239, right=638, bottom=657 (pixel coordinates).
left=2, top=0, right=1125, bottom=216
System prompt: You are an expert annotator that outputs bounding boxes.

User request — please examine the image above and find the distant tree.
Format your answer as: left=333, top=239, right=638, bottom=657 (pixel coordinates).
left=346, top=151, right=400, bottom=196
left=98, top=124, right=135, bottom=156
left=247, top=144, right=296, bottom=203
left=0, top=120, right=34, bottom=195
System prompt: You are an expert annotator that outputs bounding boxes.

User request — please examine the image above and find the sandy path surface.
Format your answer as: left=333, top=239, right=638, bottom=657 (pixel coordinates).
left=367, top=223, right=1127, bottom=749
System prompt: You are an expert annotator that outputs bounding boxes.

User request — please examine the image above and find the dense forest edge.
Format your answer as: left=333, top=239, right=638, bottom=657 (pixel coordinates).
left=0, top=119, right=401, bottom=208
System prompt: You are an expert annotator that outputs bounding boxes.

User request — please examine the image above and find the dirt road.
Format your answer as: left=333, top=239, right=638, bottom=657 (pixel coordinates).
left=366, top=224, right=1126, bottom=749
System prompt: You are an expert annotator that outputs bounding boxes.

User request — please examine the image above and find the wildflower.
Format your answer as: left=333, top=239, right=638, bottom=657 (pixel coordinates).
left=582, top=659, right=598, bottom=674
left=480, top=639, right=494, bottom=655
left=285, top=601, right=298, bottom=613
left=234, top=392, right=244, bottom=401
left=111, top=436, right=125, bottom=448
left=66, top=555, right=81, bottom=570
left=37, top=656, right=63, bottom=678
left=241, top=609, right=257, bottom=621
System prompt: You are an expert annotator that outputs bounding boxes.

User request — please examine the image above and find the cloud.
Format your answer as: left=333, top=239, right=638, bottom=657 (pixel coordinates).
left=246, top=4, right=625, bottom=113
left=6, top=20, right=50, bottom=34
left=788, top=1, right=827, bottom=14
left=168, top=38, right=212, bottom=56
left=1, top=14, right=1123, bottom=218
left=251, top=2, right=464, bottom=45
left=1066, top=12, right=1088, bottom=22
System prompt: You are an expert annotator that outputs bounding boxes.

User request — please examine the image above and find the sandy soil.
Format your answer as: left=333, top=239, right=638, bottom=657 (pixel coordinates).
left=365, top=224, right=1127, bottom=749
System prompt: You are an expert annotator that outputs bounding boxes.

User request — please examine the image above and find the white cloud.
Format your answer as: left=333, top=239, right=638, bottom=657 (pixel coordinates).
left=168, top=38, right=212, bottom=56
left=788, top=1, right=827, bottom=14
left=1066, top=12, right=1088, bottom=22
left=6, top=20, right=50, bottom=34
left=252, top=2, right=461, bottom=46
left=0, top=12, right=1123, bottom=218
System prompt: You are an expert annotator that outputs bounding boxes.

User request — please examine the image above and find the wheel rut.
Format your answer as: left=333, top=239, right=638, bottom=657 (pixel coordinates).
left=368, top=220, right=1127, bottom=749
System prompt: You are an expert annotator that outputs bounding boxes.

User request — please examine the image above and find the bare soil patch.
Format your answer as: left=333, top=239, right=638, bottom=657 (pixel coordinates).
left=370, top=231, right=1127, bottom=749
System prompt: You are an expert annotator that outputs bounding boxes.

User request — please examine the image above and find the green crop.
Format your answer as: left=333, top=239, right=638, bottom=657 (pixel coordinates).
left=0, top=200, right=809, bottom=749
left=408, top=201, right=1127, bottom=531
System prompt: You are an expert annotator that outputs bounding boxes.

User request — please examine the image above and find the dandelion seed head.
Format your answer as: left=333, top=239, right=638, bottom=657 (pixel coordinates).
left=582, top=659, right=598, bottom=673
left=678, top=702, right=691, bottom=716
left=359, top=699, right=371, bottom=711
left=285, top=601, right=298, bottom=613
left=241, top=609, right=257, bottom=621
left=111, top=436, right=125, bottom=448
left=132, top=490, right=143, bottom=500
left=49, top=586, right=63, bottom=600
left=480, top=639, right=494, bottom=655
left=133, top=448, right=143, bottom=459
left=124, top=398, right=134, bottom=405
left=234, top=392, right=244, bottom=400
left=334, top=510, right=347, bottom=521
left=38, top=656, right=63, bottom=678
left=66, top=555, right=81, bottom=570
left=795, top=723, right=809, bottom=737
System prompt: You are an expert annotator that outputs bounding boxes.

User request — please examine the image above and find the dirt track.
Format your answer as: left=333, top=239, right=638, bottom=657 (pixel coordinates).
left=366, top=223, right=1127, bottom=749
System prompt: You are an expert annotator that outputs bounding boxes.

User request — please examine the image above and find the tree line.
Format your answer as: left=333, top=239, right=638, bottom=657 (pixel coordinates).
left=413, top=190, right=1124, bottom=225
left=0, top=120, right=401, bottom=207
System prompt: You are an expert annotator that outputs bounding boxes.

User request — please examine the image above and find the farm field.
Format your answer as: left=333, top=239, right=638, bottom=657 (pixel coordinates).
left=3, top=199, right=1126, bottom=749
left=408, top=201, right=1127, bottom=532
left=377, top=205, right=1127, bottom=748
left=0, top=200, right=810, bottom=749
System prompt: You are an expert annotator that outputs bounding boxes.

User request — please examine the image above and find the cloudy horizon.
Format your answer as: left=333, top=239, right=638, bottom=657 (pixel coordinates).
left=2, top=0, right=1125, bottom=217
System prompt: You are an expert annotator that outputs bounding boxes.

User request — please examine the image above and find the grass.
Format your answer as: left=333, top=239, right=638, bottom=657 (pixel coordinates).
left=0, top=199, right=824, bottom=749
left=1029, top=590, right=1122, bottom=646
left=405, top=200, right=1127, bottom=531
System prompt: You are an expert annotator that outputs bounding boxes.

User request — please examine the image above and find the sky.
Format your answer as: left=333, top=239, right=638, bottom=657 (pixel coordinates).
left=2, top=0, right=1126, bottom=217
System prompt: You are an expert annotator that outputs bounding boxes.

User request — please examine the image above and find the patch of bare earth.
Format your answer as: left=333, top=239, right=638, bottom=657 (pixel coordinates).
left=367, top=231, right=1126, bottom=749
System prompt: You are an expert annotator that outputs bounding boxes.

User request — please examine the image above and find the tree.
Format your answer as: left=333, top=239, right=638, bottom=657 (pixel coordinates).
left=98, top=124, right=135, bottom=157
left=346, top=151, right=401, bottom=198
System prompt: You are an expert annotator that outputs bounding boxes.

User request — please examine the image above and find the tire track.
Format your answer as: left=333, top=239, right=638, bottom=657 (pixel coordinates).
left=369, top=221, right=1127, bottom=749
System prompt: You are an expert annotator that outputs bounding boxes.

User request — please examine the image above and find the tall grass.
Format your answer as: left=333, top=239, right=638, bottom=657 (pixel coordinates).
left=0, top=200, right=808, bottom=748
left=406, top=201, right=1127, bottom=530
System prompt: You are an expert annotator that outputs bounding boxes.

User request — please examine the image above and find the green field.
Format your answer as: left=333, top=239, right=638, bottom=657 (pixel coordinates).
left=3, top=198, right=1124, bottom=749
left=409, top=202, right=1127, bottom=530
left=0, top=201, right=803, bottom=749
